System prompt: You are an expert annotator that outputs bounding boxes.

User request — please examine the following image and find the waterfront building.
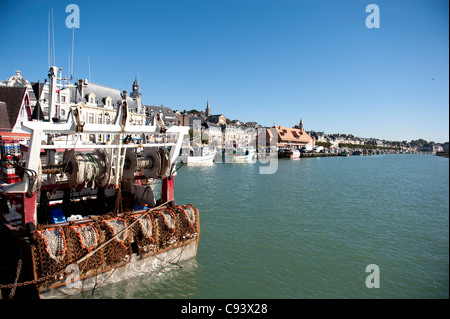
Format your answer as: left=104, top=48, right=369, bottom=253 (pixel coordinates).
left=0, top=86, right=33, bottom=133
left=69, top=78, right=146, bottom=143
left=272, top=119, right=315, bottom=149
left=207, top=114, right=227, bottom=126
left=224, top=125, right=254, bottom=147
left=145, top=104, right=178, bottom=126
left=202, top=121, right=224, bottom=148
left=1, top=69, right=149, bottom=134
left=176, top=112, right=190, bottom=126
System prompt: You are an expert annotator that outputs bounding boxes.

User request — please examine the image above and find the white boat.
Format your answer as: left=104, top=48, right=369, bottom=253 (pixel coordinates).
left=179, top=146, right=216, bottom=165
left=278, top=148, right=300, bottom=159
left=223, top=147, right=255, bottom=163
left=290, top=149, right=300, bottom=159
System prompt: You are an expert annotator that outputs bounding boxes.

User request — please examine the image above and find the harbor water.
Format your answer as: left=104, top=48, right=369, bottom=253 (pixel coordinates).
left=70, top=154, right=449, bottom=299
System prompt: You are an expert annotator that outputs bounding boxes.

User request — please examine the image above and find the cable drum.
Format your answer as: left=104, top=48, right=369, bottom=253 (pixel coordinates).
left=158, top=148, right=170, bottom=179
left=63, top=150, right=108, bottom=188
left=141, top=147, right=170, bottom=179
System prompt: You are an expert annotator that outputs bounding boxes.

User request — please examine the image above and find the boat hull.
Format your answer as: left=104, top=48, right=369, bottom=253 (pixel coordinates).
left=186, top=153, right=215, bottom=165
left=0, top=204, right=200, bottom=299
left=290, top=150, right=300, bottom=159
left=38, top=239, right=199, bottom=298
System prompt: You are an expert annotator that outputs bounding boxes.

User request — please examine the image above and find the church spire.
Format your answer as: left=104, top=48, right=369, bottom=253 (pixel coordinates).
left=206, top=99, right=211, bottom=117
left=132, top=76, right=140, bottom=95
left=131, top=75, right=143, bottom=114
left=299, top=118, right=303, bottom=130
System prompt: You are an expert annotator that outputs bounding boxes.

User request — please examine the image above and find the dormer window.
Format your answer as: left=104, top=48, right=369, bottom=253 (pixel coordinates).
left=88, top=93, right=96, bottom=105
left=105, top=96, right=112, bottom=107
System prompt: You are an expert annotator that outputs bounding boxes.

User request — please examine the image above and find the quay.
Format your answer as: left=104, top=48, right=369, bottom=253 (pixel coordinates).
left=299, top=152, right=338, bottom=158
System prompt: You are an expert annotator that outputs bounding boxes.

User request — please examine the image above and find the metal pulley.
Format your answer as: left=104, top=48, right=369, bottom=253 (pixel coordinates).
left=123, top=147, right=171, bottom=180
left=62, top=149, right=108, bottom=188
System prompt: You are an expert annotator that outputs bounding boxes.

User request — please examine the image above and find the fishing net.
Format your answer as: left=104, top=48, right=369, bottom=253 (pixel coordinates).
left=36, top=226, right=66, bottom=263
left=103, top=218, right=129, bottom=245
left=69, top=223, right=99, bottom=252
left=130, top=213, right=157, bottom=256
left=154, top=209, right=177, bottom=248
left=101, top=217, right=132, bottom=264
left=65, top=223, right=104, bottom=272
left=175, top=205, right=199, bottom=240
left=33, top=226, right=69, bottom=279
left=30, top=204, right=199, bottom=285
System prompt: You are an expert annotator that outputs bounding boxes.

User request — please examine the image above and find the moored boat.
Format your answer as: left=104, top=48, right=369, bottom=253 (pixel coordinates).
left=290, top=149, right=300, bottom=159
left=278, top=148, right=300, bottom=159
left=223, top=146, right=255, bottom=163
left=178, top=146, right=216, bottom=165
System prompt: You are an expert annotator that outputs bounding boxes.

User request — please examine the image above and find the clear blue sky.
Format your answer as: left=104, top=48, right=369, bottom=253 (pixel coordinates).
left=1, top=0, right=448, bottom=142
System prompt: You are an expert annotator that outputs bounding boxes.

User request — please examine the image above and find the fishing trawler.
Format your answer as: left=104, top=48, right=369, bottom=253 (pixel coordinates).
left=0, top=67, right=200, bottom=299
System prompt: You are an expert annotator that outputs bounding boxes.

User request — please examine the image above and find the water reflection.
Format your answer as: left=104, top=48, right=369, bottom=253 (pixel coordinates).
left=69, top=259, right=199, bottom=299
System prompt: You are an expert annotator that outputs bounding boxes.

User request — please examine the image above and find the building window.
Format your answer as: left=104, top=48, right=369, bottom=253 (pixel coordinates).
left=62, top=96, right=66, bottom=102
left=61, top=109, right=65, bottom=116
left=105, top=114, right=110, bottom=124
left=98, top=115, right=102, bottom=124
left=88, top=93, right=96, bottom=105
left=88, top=113, right=94, bottom=124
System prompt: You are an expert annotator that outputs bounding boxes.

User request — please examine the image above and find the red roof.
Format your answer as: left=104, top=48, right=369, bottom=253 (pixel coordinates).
left=273, top=125, right=313, bottom=144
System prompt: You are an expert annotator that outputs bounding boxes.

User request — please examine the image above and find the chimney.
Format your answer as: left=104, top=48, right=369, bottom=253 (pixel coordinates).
left=77, top=79, right=84, bottom=102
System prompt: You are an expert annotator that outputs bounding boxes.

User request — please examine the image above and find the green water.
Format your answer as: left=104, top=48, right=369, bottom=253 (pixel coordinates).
left=74, top=154, right=449, bottom=299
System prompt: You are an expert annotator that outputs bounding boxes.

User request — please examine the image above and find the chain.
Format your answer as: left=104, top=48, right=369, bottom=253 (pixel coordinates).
left=7, top=259, right=22, bottom=299
left=0, top=264, right=65, bottom=289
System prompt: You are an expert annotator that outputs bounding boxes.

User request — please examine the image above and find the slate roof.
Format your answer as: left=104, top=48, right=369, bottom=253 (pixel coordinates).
left=0, top=102, right=9, bottom=129
left=0, top=87, right=27, bottom=130
left=145, top=105, right=177, bottom=123
left=206, top=114, right=226, bottom=125
left=71, top=82, right=141, bottom=112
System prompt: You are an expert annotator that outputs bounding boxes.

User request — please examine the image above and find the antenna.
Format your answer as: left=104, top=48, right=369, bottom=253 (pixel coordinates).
left=68, top=50, right=70, bottom=78
left=51, top=7, right=56, bottom=66
left=48, top=12, right=50, bottom=69
left=71, top=27, right=75, bottom=79
left=88, top=55, right=91, bottom=82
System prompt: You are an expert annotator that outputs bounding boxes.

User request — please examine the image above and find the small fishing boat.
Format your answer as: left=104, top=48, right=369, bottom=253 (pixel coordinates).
left=290, top=149, right=300, bottom=159
left=0, top=67, right=200, bottom=299
left=278, top=148, right=300, bottom=159
left=223, top=146, right=255, bottom=163
left=178, top=146, right=216, bottom=165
